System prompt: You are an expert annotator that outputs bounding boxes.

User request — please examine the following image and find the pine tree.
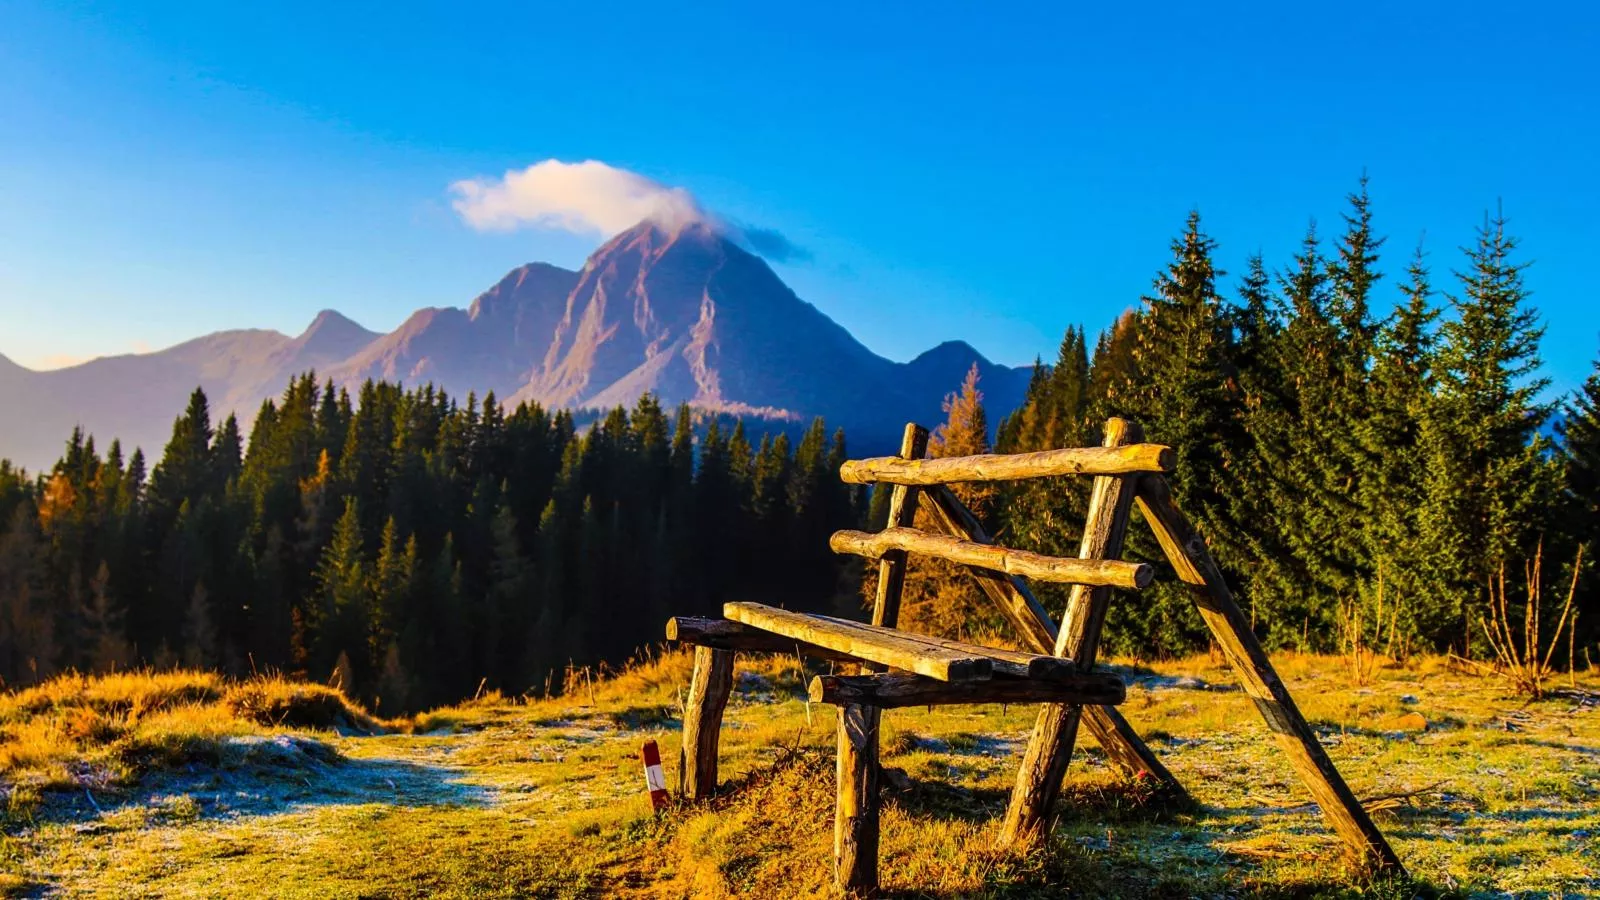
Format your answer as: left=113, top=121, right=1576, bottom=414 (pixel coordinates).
left=1564, top=347, right=1600, bottom=554
left=1417, top=209, right=1560, bottom=647
left=80, top=561, right=133, bottom=672
left=1220, top=253, right=1291, bottom=623
left=369, top=518, right=416, bottom=675
left=1247, top=223, right=1351, bottom=646
left=1106, top=211, right=1235, bottom=654
left=1359, top=245, right=1441, bottom=647
left=312, top=497, right=370, bottom=677
left=1322, top=179, right=1386, bottom=593
left=148, top=388, right=215, bottom=521
left=0, top=504, right=57, bottom=684
left=182, top=581, right=218, bottom=669
left=212, top=414, right=244, bottom=492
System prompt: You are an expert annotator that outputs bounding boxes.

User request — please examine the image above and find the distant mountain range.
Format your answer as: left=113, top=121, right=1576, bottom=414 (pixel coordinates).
left=0, top=219, right=1032, bottom=471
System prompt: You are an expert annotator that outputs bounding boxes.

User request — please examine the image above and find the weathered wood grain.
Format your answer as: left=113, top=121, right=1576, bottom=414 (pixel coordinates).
left=669, top=613, right=1068, bottom=679
left=1134, top=473, right=1404, bottom=873
left=723, top=602, right=994, bottom=682
left=834, top=703, right=880, bottom=893
left=870, top=423, right=930, bottom=635
left=666, top=616, right=858, bottom=664
left=810, top=671, right=1126, bottom=709
left=839, top=443, right=1174, bottom=485
left=829, top=527, right=1153, bottom=589
left=1000, top=419, right=1143, bottom=847
left=679, top=645, right=734, bottom=800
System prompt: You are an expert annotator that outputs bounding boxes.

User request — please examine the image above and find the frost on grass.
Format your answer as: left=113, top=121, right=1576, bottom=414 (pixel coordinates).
left=3, top=653, right=1599, bottom=898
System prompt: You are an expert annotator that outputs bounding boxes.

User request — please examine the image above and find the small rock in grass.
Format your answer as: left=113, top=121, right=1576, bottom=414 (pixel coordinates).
left=1381, top=711, right=1428, bottom=732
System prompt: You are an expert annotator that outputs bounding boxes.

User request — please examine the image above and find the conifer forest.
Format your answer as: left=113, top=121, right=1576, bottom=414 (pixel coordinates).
left=4, top=182, right=1597, bottom=711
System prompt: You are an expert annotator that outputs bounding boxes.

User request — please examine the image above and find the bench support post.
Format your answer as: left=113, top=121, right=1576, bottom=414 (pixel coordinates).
left=679, top=645, right=734, bottom=800
left=1135, top=474, right=1404, bottom=874
left=831, top=423, right=925, bottom=893
left=835, top=703, right=881, bottom=894
left=1000, top=418, right=1142, bottom=847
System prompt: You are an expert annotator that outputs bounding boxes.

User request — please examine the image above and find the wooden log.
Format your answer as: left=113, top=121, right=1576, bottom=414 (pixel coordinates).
left=667, top=614, right=1065, bottom=679
left=679, top=645, right=734, bottom=800
left=839, top=443, right=1174, bottom=485
left=724, top=602, right=993, bottom=682
left=830, top=527, right=1152, bottom=590
left=666, top=616, right=859, bottom=665
left=870, top=423, right=930, bottom=635
left=835, top=703, right=880, bottom=893
left=1000, top=419, right=1143, bottom=848
left=837, top=424, right=923, bottom=894
left=810, top=671, right=1126, bottom=709
left=1134, top=474, right=1405, bottom=874
left=923, top=485, right=1186, bottom=793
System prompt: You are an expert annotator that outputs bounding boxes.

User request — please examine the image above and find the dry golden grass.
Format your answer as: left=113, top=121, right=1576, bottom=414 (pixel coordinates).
left=2, top=650, right=1597, bottom=898
left=0, top=669, right=382, bottom=812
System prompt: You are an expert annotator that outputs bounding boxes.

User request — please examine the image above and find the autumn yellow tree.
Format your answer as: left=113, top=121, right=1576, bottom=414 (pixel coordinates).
left=896, top=364, right=1007, bottom=640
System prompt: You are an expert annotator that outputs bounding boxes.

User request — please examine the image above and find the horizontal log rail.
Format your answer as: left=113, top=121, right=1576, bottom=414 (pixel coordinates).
left=671, top=614, right=1074, bottom=680
left=724, top=602, right=994, bottom=682
left=830, top=527, right=1153, bottom=590
left=838, top=443, right=1174, bottom=485
left=666, top=616, right=859, bottom=664
left=810, top=672, right=1126, bottom=709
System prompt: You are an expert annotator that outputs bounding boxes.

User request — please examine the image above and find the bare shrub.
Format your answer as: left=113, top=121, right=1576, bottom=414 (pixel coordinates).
left=1468, top=544, right=1582, bottom=699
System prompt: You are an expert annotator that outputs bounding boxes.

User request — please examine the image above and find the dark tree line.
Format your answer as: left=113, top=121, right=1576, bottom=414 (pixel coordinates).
left=995, top=181, right=1598, bottom=660
left=4, top=180, right=1598, bottom=694
left=0, top=381, right=860, bottom=711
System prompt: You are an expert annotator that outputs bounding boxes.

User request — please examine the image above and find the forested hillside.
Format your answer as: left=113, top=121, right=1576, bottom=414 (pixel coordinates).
left=0, top=383, right=860, bottom=712
left=3, top=181, right=1597, bottom=708
left=986, top=182, right=1598, bottom=660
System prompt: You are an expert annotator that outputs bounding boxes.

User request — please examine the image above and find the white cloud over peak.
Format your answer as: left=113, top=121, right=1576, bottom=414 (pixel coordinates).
left=451, top=159, right=704, bottom=235
left=449, top=159, right=809, bottom=262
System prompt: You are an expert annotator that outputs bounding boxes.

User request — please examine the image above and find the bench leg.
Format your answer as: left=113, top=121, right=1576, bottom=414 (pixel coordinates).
left=680, top=645, right=734, bottom=800
left=835, top=703, right=880, bottom=894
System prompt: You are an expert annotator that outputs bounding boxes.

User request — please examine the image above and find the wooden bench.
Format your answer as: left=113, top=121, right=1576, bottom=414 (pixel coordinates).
left=666, top=418, right=1404, bottom=894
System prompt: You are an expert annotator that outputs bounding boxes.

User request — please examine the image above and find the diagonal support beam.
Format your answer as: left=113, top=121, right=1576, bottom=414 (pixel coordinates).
left=1134, top=474, right=1404, bottom=874
left=921, top=484, right=1184, bottom=793
left=999, top=418, right=1144, bottom=847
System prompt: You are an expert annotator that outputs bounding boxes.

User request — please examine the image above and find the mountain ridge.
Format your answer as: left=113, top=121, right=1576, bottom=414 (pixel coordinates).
left=0, top=221, right=1032, bottom=470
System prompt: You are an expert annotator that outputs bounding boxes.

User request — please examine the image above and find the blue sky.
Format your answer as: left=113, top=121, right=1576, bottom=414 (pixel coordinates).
left=1, top=1, right=1596, bottom=394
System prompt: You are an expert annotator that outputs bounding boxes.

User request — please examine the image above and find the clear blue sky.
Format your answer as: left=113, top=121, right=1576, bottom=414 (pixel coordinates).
left=1, top=1, right=1596, bottom=394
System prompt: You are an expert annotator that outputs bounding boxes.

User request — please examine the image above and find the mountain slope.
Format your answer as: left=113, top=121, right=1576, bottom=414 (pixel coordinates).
left=0, top=222, right=1031, bottom=470
left=515, top=221, right=1030, bottom=444
left=331, top=263, right=578, bottom=397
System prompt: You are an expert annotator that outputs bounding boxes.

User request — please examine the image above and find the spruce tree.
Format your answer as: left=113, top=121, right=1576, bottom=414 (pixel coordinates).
left=1106, top=211, right=1234, bottom=654
left=1563, top=347, right=1600, bottom=554
left=312, top=496, right=370, bottom=678
left=1417, top=209, right=1560, bottom=647
left=1359, top=246, right=1441, bottom=647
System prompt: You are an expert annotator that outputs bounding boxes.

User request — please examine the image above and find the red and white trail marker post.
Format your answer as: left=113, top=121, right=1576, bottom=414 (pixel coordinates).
left=641, top=740, right=669, bottom=811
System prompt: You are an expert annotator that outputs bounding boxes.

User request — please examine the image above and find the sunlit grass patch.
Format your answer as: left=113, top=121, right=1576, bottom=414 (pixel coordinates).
left=0, top=670, right=370, bottom=809
left=3, top=653, right=1597, bottom=897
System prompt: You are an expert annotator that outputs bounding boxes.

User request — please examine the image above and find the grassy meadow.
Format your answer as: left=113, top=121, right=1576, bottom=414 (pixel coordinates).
left=1, top=650, right=1596, bottom=898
